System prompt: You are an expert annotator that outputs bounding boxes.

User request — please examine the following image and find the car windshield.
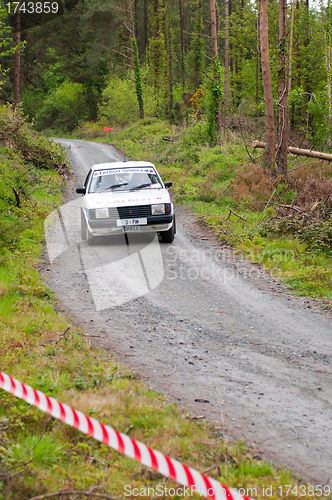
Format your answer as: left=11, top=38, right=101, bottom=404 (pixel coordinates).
left=89, top=168, right=162, bottom=193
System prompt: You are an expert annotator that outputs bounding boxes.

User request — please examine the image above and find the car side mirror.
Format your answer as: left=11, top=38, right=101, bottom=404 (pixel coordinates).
left=164, top=182, right=172, bottom=189
left=76, top=187, right=86, bottom=194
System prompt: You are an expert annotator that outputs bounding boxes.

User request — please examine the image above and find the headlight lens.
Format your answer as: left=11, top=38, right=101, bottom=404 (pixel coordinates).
left=151, top=204, right=165, bottom=215
left=95, top=208, right=109, bottom=219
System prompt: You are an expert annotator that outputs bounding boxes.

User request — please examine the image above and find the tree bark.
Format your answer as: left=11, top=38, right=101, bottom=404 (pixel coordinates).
left=260, top=0, right=275, bottom=174
left=210, top=0, right=221, bottom=132
left=253, top=141, right=332, bottom=161
left=14, top=1, right=21, bottom=106
left=321, top=0, right=332, bottom=145
left=256, top=1, right=260, bottom=112
left=288, top=0, right=295, bottom=137
left=179, top=0, right=185, bottom=88
left=210, top=0, right=218, bottom=59
left=224, top=0, right=229, bottom=111
left=277, top=0, right=288, bottom=179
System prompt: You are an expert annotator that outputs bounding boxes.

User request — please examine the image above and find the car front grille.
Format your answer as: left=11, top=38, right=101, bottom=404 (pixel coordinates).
left=108, top=205, right=152, bottom=219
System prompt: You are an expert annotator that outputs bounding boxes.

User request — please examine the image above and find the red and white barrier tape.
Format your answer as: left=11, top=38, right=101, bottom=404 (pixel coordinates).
left=0, top=371, right=251, bottom=500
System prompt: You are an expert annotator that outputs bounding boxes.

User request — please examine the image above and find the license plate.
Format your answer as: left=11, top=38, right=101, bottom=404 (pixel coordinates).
left=123, top=226, right=141, bottom=232
left=117, top=218, right=147, bottom=226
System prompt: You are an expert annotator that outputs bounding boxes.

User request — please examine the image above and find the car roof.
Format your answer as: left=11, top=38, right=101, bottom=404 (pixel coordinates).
left=91, top=161, right=155, bottom=172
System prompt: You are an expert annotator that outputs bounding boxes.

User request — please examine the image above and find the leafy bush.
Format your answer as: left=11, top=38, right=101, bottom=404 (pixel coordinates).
left=181, top=118, right=209, bottom=146
left=99, top=77, right=140, bottom=126
left=260, top=214, right=332, bottom=255
left=35, top=81, right=88, bottom=131
left=0, top=105, right=67, bottom=253
left=0, top=104, right=68, bottom=169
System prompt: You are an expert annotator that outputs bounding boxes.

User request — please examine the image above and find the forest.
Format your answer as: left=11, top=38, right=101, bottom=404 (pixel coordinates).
left=0, top=0, right=332, bottom=156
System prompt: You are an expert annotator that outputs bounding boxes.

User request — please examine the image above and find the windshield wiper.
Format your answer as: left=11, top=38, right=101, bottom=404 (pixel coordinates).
left=130, top=183, right=152, bottom=191
left=100, top=182, right=128, bottom=192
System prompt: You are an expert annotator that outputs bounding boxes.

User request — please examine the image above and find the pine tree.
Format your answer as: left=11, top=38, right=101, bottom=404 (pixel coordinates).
left=148, top=0, right=166, bottom=108
left=192, top=0, right=205, bottom=89
left=165, top=4, right=174, bottom=118
left=131, top=36, right=144, bottom=119
left=207, top=56, right=223, bottom=144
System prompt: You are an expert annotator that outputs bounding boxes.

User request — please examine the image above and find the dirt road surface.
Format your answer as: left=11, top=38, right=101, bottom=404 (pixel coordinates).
left=45, top=138, right=332, bottom=485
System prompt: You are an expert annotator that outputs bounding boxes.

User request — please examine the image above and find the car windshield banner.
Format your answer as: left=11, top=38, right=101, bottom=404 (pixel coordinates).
left=93, top=167, right=156, bottom=177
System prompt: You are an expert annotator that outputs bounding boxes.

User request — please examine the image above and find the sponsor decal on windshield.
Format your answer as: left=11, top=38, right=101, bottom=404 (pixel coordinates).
left=93, top=168, right=155, bottom=176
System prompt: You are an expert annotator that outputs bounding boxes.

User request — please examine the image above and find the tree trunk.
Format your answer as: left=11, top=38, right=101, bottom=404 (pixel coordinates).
left=166, top=4, right=174, bottom=118
left=143, top=0, right=148, bottom=52
left=253, top=141, right=332, bottom=161
left=210, top=0, right=221, bottom=132
left=260, top=0, right=275, bottom=174
left=256, top=1, right=260, bottom=112
left=210, top=0, right=218, bottom=59
left=321, top=0, right=332, bottom=145
left=277, top=0, right=288, bottom=179
left=288, top=0, right=295, bottom=137
left=132, top=37, right=144, bottom=119
left=179, top=0, right=185, bottom=88
left=224, top=0, right=229, bottom=111
left=14, top=1, right=21, bottom=106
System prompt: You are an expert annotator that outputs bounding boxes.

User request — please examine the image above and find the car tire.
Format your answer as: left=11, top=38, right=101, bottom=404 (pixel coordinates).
left=87, top=227, right=95, bottom=246
left=81, top=210, right=88, bottom=240
left=161, top=220, right=175, bottom=243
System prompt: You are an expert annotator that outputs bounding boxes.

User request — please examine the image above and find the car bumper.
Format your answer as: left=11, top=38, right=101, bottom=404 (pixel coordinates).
left=87, top=215, right=173, bottom=235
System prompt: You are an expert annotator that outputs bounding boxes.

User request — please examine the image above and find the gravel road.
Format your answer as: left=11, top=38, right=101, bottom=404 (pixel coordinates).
left=45, top=138, right=332, bottom=485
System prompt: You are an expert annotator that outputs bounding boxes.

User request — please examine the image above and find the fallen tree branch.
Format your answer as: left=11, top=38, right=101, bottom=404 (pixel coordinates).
left=276, top=204, right=302, bottom=212
left=263, top=188, right=276, bottom=213
left=202, top=464, right=221, bottom=476
left=226, top=206, right=248, bottom=221
left=252, top=141, right=332, bottom=161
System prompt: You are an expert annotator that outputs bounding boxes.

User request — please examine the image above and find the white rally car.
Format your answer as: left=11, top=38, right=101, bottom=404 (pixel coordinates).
left=76, top=161, right=175, bottom=244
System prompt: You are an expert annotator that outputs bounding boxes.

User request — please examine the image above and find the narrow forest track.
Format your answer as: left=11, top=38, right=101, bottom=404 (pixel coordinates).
left=45, top=138, right=332, bottom=485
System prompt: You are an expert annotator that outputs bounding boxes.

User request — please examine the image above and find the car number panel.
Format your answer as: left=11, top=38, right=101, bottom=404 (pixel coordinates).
left=123, top=226, right=141, bottom=232
left=117, top=218, right=147, bottom=226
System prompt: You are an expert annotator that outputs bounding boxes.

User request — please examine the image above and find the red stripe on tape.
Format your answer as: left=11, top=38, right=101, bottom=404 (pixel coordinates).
left=165, top=455, right=177, bottom=481
left=114, top=429, right=124, bottom=453
left=58, top=401, right=66, bottom=421
left=86, top=415, right=94, bottom=436
left=72, top=408, right=80, bottom=429
left=223, top=484, right=234, bottom=500
left=101, top=422, right=110, bottom=445
left=33, top=388, right=40, bottom=407
left=131, top=437, right=141, bottom=461
left=45, top=394, right=53, bottom=414
left=183, top=464, right=196, bottom=488
left=202, top=475, right=217, bottom=500
left=22, top=383, right=28, bottom=400
left=148, top=446, right=159, bottom=471
left=10, top=377, right=16, bottom=394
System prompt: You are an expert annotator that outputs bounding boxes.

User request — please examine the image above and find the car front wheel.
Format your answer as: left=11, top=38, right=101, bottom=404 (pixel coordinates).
left=81, top=210, right=88, bottom=240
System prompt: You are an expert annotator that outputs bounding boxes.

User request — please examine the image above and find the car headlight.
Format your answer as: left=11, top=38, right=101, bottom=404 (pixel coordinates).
left=151, top=204, right=165, bottom=215
left=95, top=208, right=109, bottom=219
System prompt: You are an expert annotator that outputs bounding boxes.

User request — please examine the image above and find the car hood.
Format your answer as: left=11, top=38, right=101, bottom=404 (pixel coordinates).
left=84, top=188, right=171, bottom=209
